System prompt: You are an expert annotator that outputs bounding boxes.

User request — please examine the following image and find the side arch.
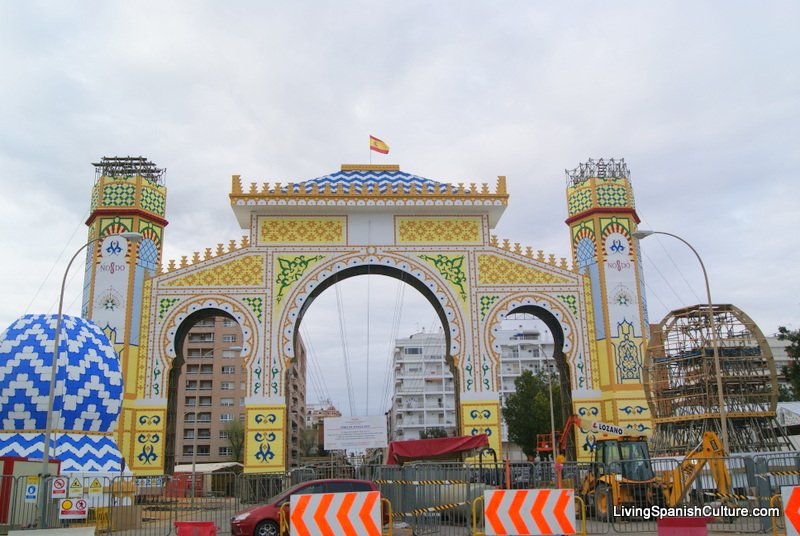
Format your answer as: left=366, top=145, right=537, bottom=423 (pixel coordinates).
left=484, top=293, right=587, bottom=457
left=149, top=296, right=258, bottom=400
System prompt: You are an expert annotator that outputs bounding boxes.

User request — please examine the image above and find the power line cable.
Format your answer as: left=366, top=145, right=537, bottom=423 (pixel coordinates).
left=335, top=283, right=356, bottom=416
left=380, top=280, right=405, bottom=413
left=300, top=324, right=332, bottom=405
left=638, top=217, right=703, bottom=304
left=25, top=208, right=90, bottom=316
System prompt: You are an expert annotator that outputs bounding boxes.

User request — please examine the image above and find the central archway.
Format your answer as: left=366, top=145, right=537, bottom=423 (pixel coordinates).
left=276, top=251, right=467, bottom=418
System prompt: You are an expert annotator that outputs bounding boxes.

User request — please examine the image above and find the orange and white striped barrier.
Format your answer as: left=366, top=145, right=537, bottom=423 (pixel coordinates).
left=290, top=490, right=381, bottom=536
left=484, top=488, right=576, bottom=535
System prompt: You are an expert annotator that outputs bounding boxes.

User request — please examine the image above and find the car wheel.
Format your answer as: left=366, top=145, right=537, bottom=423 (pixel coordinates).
left=255, top=520, right=279, bottom=536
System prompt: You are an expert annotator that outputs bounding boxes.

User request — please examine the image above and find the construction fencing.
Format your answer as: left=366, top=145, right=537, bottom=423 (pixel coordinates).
left=1, top=452, right=799, bottom=535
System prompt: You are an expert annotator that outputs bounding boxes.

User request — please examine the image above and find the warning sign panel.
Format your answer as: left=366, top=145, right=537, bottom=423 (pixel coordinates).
left=68, top=478, right=84, bottom=498
left=51, top=476, right=68, bottom=499
left=89, top=477, right=103, bottom=496
left=59, top=498, right=88, bottom=520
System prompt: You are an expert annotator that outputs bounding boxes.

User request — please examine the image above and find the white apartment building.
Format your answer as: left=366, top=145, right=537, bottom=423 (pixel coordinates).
left=389, top=323, right=556, bottom=459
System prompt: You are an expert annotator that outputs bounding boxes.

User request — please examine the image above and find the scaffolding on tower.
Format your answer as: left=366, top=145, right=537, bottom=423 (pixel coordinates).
left=644, top=303, right=790, bottom=455
left=92, top=156, right=166, bottom=185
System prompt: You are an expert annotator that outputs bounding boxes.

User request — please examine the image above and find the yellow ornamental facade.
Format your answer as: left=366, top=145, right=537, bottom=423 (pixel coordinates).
left=82, top=160, right=652, bottom=474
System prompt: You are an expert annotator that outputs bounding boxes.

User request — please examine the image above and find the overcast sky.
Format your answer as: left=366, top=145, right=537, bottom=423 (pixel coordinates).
left=1, top=1, right=798, bottom=416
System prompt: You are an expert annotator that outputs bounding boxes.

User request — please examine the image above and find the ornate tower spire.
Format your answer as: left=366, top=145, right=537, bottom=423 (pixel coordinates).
left=565, top=158, right=652, bottom=436
left=83, top=156, right=168, bottom=377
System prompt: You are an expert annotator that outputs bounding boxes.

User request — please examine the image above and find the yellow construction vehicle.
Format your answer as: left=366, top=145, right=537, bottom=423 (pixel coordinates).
left=570, top=418, right=733, bottom=518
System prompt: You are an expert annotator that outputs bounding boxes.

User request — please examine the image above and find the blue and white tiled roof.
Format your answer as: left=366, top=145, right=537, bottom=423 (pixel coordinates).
left=285, top=169, right=466, bottom=195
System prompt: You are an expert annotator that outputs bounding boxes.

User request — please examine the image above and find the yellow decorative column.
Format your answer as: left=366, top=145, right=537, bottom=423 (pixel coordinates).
left=565, top=159, right=652, bottom=451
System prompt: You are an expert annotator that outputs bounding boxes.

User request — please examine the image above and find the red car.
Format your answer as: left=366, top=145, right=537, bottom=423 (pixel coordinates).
left=230, top=478, right=382, bottom=536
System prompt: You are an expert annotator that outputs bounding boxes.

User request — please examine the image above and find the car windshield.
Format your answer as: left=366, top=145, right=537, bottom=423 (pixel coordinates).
left=267, top=482, right=310, bottom=505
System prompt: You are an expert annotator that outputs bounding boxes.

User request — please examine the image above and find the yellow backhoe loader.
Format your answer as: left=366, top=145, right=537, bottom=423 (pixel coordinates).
left=570, top=419, right=733, bottom=518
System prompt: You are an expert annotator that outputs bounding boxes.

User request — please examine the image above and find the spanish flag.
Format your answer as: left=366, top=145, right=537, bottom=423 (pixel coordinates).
left=369, top=135, right=389, bottom=154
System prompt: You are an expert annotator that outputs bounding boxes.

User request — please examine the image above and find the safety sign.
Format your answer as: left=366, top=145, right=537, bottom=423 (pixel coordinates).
left=89, top=477, right=103, bottom=496
left=59, top=498, right=88, bottom=520
left=24, top=476, right=38, bottom=503
left=68, top=478, right=84, bottom=498
left=51, top=476, right=68, bottom=499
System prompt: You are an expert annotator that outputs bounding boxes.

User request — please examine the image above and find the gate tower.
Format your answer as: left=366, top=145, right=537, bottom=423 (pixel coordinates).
left=565, top=158, right=653, bottom=448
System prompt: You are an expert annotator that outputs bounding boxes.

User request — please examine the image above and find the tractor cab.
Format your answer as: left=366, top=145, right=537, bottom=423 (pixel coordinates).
left=594, top=437, right=655, bottom=482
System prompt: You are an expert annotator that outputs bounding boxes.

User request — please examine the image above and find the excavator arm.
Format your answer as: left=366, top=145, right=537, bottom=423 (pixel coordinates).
left=664, top=431, right=732, bottom=507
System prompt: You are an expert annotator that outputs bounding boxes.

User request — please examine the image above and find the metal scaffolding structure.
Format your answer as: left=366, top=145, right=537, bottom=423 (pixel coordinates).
left=92, top=156, right=165, bottom=184
left=644, top=304, right=790, bottom=455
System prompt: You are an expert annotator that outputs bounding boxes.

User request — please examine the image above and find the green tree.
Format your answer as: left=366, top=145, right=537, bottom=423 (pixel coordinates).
left=502, top=370, right=563, bottom=459
left=419, top=427, right=449, bottom=439
left=779, top=326, right=800, bottom=400
left=224, top=420, right=245, bottom=463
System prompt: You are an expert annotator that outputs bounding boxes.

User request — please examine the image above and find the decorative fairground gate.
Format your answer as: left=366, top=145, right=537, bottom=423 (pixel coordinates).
left=81, top=158, right=652, bottom=474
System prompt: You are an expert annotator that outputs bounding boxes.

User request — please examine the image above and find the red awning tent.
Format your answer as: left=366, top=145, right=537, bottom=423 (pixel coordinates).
left=385, top=434, right=490, bottom=465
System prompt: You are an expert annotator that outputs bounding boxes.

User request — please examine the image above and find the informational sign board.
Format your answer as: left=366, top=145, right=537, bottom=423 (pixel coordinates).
left=24, top=476, right=38, bottom=503
left=324, top=416, right=388, bottom=451
left=51, top=476, right=68, bottom=499
left=59, top=498, right=88, bottom=520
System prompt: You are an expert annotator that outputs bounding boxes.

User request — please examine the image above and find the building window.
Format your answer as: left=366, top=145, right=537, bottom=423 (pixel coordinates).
left=187, top=348, right=214, bottom=359
left=198, top=397, right=212, bottom=406
left=184, top=397, right=196, bottom=406
left=198, top=429, right=211, bottom=439
left=186, top=364, right=199, bottom=374
left=184, top=413, right=196, bottom=423
left=404, top=347, right=422, bottom=355
left=183, top=430, right=195, bottom=440
left=193, top=319, right=215, bottom=328
left=197, top=412, right=212, bottom=423
left=223, top=334, right=237, bottom=343
left=185, top=381, right=198, bottom=391
left=200, top=365, right=214, bottom=374
left=221, top=382, right=234, bottom=391
left=220, top=398, right=234, bottom=407
left=197, top=445, right=211, bottom=457
left=219, top=430, right=230, bottom=439
left=188, top=332, right=214, bottom=343
left=199, top=380, right=213, bottom=390
left=221, top=350, right=238, bottom=359
left=222, top=366, right=236, bottom=375
left=223, top=318, right=236, bottom=327
left=220, top=413, right=233, bottom=422
left=219, top=447, right=232, bottom=456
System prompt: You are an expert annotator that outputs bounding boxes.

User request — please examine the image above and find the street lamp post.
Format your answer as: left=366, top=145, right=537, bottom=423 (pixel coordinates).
left=191, top=417, right=198, bottom=510
left=542, top=331, right=557, bottom=463
left=38, top=232, right=143, bottom=528
left=633, top=229, right=730, bottom=454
